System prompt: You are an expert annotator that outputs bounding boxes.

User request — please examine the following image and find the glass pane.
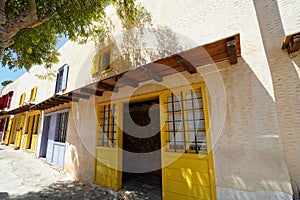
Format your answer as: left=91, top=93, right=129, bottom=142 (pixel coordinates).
left=169, top=132, right=185, bottom=150
left=187, top=111, right=204, bottom=121
left=102, top=51, right=110, bottom=71
left=173, top=101, right=181, bottom=111
left=193, top=98, right=202, bottom=109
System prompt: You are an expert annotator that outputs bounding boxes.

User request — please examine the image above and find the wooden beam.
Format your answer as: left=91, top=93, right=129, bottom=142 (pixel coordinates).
left=96, top=82, right=118, bottom=92
left=226, top=37, right=238, bottom=65
left=175, top=55, right=197, bottom=74
left=139, top=66, right=162, bottom=82
left=56, top=96, right=79, bottom=102
left=115, top=76, right=139, bottom=88
left=47, top=98, right=69, bottom=103
left=80, top=88, right=103, bottom=96
left=69, top=92, right=90, bottom=100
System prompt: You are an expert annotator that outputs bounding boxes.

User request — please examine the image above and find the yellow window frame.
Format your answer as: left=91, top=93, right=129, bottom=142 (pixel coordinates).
left=160, top=83, right=211, bottom=154
left=30, top=86, right=38, bottom=102
left=96, top=102, right=118, bottom=148
left=19, top=93, right=26, bottom=106
left=91, top=45, right=113, bottom=76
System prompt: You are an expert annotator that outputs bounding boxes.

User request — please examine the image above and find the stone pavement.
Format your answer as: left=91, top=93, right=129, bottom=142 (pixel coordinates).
left=0, top=144, right=115, bottom=200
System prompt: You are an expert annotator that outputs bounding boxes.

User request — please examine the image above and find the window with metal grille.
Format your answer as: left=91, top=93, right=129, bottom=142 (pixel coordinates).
left=55, top=111, right=69, bottom=143
left=165, top=88, right=207, bottom=153
left=97, top=104, right=117, bottom=147
left=55, top=64, right=69, bottom=94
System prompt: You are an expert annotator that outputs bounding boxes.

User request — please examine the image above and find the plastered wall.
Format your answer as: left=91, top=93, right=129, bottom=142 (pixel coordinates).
left=2, top=0, right=300, bottom=199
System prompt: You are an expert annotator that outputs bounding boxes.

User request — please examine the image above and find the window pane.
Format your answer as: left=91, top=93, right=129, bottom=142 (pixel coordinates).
left=169, top=132, right=185, bottom=150
left=102, top=51, right=110, bottom=71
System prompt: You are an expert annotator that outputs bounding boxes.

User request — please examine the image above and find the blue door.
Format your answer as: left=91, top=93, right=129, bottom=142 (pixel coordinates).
left=45, top=111, right=69, bottom=170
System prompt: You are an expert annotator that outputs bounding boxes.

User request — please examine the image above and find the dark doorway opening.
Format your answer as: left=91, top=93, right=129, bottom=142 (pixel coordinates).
left=122, top=98, right=162, bottom=199
left=39, top=116, right=51, bottom=158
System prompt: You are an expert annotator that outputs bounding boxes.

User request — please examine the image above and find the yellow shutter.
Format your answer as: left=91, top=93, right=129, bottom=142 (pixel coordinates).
left=30, top=86, right=38, bottom=101
left=19, top=93, right=26, bottom=106
left=91, top=52, right=101, bottom=76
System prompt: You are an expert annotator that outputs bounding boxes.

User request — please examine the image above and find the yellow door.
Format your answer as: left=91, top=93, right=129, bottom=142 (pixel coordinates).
left=30, top=113, right=40, bottom=152
left=160, top=84, right=216, bottom=200
left=22, top=111, right=40, bottom=150
left=4, top=118, right=13, bottom=145
left=14, top=115, right=25, bottom=149
left=94, top=102, right=122, bottom=191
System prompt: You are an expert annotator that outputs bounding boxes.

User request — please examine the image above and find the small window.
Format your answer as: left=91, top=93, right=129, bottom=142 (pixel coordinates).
left=97, top=103, right=117, bottom=147
left=19, top=93, right=26, bottom=106
left=55, top=64, right=69, bottom=94
left=55, top=111, right=69, bottom=143
left=91, top=46, right=112, bottom=76
left=30, top=86, right=38, bottom=102
left=101, top=49, right=111, bottom=73
left=165, top=88, right=207, bottom=153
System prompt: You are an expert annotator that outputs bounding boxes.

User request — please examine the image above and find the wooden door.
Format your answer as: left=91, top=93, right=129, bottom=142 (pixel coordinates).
left=14, top=115, right=25, bottom=149
left=30, top=113, right=40, bottom=152
left=22, top=111, right=40, bottom=150
left=4, top=118, right=13, bottom=145
left=160, top=84, right=216, bottom=200
left=94, top=102, right=122, bottom=191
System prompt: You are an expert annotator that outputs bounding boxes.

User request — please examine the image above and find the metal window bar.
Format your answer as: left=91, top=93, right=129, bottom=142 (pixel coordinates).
left=191, top=90, right=198, bottom=153
left=107, top=104, right=111, bottom=147
left=171, top=93, right=177, bottom=152
left=62, top=112, right=69, bottom=143
left=111, top=104, right=115, bottom=146
left=180, top=91, right=186, bottom=151
left=102, top=105, right=106, bottom=146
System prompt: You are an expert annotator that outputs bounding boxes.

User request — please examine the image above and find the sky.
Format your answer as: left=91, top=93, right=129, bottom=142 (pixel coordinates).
left=0, top=37, right=68, bottom=92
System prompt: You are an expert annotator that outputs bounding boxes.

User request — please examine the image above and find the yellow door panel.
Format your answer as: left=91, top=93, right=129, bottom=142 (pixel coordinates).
left=22, top=135, right=28, bottom=150
left=165, top=179, right=211, bottom=199
left=30, top=135, right=38, bottom=152
left=14, top=115, right=25, bottom=149
left=165, top=168, right=210, bottom=187
left=94, top=103, right=122, bottom=191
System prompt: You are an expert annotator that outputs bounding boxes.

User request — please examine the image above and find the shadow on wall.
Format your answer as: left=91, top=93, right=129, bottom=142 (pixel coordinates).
left=7, top=181, right=114, bottom=200
left=209, top=57, right=291, bottom=199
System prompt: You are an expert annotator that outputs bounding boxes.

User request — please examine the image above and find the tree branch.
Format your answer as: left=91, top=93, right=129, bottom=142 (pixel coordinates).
left=0, top=0, right=7, bottom=25
left=0, top=0, right=53, bottom=52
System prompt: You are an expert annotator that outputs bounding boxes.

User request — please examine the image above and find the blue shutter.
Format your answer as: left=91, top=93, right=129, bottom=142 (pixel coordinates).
left=55, top=72, right=60, bottom=94
left=61, top=64, right=69, bottom=91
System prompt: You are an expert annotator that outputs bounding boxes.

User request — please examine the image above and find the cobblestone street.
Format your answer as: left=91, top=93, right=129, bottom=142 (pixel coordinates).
left=0, top=145, right=115, bottom=200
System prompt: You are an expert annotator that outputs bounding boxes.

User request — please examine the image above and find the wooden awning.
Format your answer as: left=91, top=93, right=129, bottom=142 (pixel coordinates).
left=3, top=34, right=241, bottom=113
left=30, top=94, right=79, bottom=110
left=75, top=33, right=241, bottom=97
left=6, top=104, right=34, bottom=115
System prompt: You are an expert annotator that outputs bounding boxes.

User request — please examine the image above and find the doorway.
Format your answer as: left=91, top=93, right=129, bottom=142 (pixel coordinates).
left=122, top=98, right=162, bottom=199
left=39, top=116, right=51, bottom=158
